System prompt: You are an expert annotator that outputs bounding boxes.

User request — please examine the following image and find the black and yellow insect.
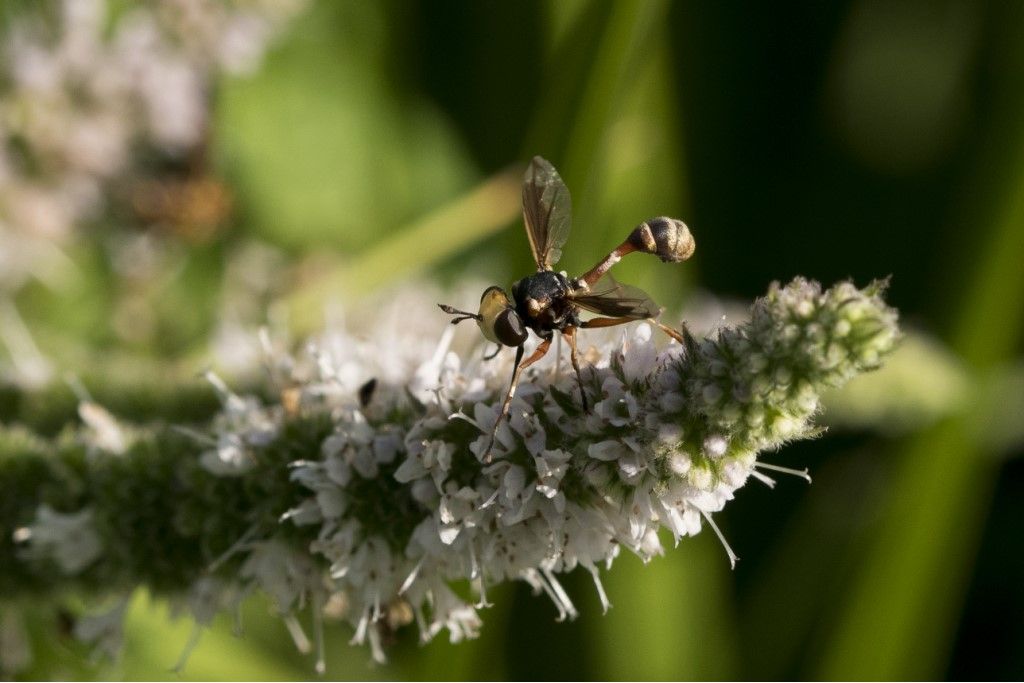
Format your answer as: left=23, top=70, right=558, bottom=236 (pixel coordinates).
left=440, top=156, right=695, bottom=460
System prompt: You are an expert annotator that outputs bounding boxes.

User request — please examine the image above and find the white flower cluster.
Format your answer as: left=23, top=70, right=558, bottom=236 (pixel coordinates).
left=10, top=278, right=898, bottom=669
left=284, top=326, right=676, bottom=659
left=0, top=0, right=306, bottom=290
left=193, top=278, right=896, bottom=663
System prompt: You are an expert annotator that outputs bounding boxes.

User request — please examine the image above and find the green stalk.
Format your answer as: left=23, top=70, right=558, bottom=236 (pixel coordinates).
left=286, top=168, right=521, bottom=333
left=596, top=535, right=739, bottom=680
left=559, top=0, right=670, bottom=239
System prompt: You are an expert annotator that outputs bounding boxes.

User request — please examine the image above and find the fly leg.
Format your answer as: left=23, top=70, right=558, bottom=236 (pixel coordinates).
left=581, top=315, right=687, bottom=344
left=482, top=337, right=552, bottom=462
left=647, top=318, right=687, bottom=344
left=562, top=326, right=589, bottom=412
left=580, top=315, right=644, bottom=329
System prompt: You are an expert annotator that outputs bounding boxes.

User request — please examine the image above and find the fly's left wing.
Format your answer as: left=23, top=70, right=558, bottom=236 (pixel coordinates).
left=522, top=156, right=572, bottom=271
left=571, top=276, right=662, bottom=320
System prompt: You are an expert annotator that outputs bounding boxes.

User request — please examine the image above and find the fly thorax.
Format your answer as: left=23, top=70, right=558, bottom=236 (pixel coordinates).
left=513, top=271, right=573, bottom=331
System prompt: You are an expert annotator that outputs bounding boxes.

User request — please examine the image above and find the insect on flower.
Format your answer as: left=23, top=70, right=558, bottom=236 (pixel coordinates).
left=439, top=156, right=695, bottom=461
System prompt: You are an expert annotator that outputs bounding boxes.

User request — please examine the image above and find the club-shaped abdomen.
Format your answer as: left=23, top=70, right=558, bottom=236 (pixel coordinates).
left=627, top=217, right=695, bottom=262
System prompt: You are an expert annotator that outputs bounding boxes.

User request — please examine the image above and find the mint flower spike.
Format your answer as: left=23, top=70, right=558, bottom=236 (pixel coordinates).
left=6, top=277, right=898, bottom=669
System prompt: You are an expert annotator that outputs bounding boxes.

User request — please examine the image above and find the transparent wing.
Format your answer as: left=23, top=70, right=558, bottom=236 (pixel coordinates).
left=571, top=275, right=662, bottom=319
left=522, top=156, right=572, bottom=270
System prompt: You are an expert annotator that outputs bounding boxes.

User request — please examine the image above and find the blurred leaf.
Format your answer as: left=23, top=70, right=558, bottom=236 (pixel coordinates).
left=596, top=534, right=739, bottom=680
left=416, top=583, right=514, bottom=680
left=822, top=0, right=980, bottom=174
left=499, top=573, right=599, bottom=680
left=286, top=166, right=521, bottom=332
left=554, top=0, right=670, bottom=239
left=822, top=331, right=970, bottom=434
left=405, top=1, right=544, bottom=172
left=216, top=1, right=476, bottom=253
left=113, top=592, right=418, bottom=681
left=817, top=30, right=1024, bottom=676
left=973, top=361, right=1024, bottom=454
left=592, top=38, right=693, bottom=312
left=118, top=593, right=305, bottom=681
left=823, top=332, right=1024, bottom=453
left=739, top=451, right=884, bottom=677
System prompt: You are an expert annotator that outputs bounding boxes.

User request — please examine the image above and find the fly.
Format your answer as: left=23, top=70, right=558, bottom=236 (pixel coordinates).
left=439, top=156, right=695, bottom=461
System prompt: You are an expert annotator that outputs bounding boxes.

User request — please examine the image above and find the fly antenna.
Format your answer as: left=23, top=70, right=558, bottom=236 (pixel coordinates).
left=438, top=303, right=481, bottom=325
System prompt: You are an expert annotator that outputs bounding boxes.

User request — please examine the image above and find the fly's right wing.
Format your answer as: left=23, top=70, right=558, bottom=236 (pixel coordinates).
left=571, top=276, right=662, bottom=320
left=522, top=156, right=572, bottom=270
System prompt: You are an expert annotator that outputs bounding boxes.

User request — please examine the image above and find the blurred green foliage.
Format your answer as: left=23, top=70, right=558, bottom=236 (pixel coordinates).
left=4, top=0, right=1024, bottom=680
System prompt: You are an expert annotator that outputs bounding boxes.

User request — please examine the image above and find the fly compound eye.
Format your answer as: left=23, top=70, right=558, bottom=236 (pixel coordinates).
left=494, top=309, right=528, bottom=347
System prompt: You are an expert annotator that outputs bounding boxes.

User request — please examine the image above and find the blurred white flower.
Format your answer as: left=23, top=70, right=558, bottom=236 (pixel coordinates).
left=73, top=598, right=130, bottom=661
left=21, top=505, right=103, bottom=574
left=0, top=0, right=307, bottom=292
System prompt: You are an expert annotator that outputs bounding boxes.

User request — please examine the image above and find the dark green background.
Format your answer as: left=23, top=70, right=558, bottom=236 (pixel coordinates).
left=5, top=0, right=1023, bottom=679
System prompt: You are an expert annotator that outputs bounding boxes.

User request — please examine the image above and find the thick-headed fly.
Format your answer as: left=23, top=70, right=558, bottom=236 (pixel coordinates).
left=439, top=156, right=694, bottom=461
